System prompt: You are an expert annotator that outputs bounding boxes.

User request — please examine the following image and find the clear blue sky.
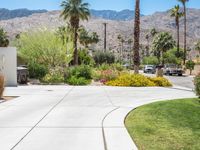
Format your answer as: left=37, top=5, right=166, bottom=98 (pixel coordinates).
left=1, top=0, right=200, bottom=15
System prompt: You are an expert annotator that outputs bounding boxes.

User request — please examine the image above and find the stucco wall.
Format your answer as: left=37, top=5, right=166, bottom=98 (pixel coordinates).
left=0, top=47, right=17, bottom=87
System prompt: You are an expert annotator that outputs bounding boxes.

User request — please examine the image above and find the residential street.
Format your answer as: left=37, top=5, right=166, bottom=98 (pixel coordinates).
left=0, top=85, right=196, bottom=150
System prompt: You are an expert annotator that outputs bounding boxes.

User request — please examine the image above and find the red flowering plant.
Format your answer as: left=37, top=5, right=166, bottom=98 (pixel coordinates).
left=92, top=69, right=119, bottom=84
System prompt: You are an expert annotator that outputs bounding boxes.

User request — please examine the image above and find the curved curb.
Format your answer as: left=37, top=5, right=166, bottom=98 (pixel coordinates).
left=102, top=107, right=138, bottom=150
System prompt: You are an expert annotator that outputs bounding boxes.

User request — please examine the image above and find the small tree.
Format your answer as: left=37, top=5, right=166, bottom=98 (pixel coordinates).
left=0, top=28, right=9, bottom=47
left=186, top=60, right=195, bottom=75
left=194, top=73, right=200, bottom=98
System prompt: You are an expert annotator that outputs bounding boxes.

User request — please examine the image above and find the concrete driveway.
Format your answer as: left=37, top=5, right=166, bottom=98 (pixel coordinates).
left=0, top=85, right=196, bottom=150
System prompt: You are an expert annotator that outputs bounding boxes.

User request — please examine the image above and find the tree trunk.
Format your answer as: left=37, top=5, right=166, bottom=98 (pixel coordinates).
left=177, top=17, right=180, bottom=57
left=133, top=0, right=140, bottom=74
left=73, top=28, right=79, bottom=65
left=183, top=4, right=187, bottom=65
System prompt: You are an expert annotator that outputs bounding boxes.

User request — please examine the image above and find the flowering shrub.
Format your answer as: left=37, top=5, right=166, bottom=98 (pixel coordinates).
left=148, top=77, right=172, bottom=87
left=106, top=74, right=172, bottom=87
left=92, top=69, right=119, bottom=83
left=42, top=68, right=64, bottom=83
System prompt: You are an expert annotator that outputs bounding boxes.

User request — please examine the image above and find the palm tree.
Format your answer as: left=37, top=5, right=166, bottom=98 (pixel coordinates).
left=128, top=39, right=133, bottom=65
left=150, top=28, right=158, bottom=38
left=145, top=34, right=150, bottom=56
left=178, top=0, right=189, bottom=65
left=60, top=0, right=90, bottom=65
left=133, top=0, right=140, bottom=74
left=170, top=5, right=183, bottom=57
left=152, top=32, right=176, bottom=65
left=117, top=34, right=123, bottom=62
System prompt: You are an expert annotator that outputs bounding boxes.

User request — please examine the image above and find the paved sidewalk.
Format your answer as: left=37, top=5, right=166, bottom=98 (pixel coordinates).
left=0, top=85, right=196, bottom=150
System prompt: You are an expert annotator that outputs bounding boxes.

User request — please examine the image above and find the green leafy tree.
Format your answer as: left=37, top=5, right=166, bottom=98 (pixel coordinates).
left=178, top=0, right=189, bottom=64
left=152, top=32, right=176, bottom=65
left=186, top=60, right=195, bottom=75
left=0, top=28, right=9, bottom=47
left=133, top=0, right=140, bottom=74
left=142, top=56, right=159, bottom=65
left=163, top=48, right=183, bottom=65
left=60, top=0, right=90, bottom=65
left=170, top=5, right=184, bottom=57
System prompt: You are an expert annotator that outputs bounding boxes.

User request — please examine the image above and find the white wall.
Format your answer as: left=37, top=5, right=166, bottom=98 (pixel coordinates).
left=0, top=47, right=17, bottom=87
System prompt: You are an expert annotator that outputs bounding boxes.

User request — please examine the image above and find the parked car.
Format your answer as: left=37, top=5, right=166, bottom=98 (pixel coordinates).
left=144, top=65, right=156, bottom=74
left=163, top=64, right=183, bottom=76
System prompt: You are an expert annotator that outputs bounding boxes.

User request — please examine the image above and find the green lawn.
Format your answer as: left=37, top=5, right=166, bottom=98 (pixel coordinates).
left=125, top=98, right=200, bottom=150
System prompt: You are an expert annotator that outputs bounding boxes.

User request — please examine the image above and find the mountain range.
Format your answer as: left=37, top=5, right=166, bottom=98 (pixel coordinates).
left=0, top=8, right=199, bottom=58
left=0, top=8, right=47, bottom=20
left=0, top=8, right=137, bottom=21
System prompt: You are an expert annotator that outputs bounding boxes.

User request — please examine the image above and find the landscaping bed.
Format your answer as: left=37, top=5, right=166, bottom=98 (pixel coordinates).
left=125, top=98, right=200, bottom=150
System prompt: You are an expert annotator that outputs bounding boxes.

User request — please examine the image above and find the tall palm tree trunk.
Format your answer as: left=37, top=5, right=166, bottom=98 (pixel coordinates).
left=133, top=0, right=140, bottom=74
left=177, top=18, right=180, bottom=56
left=183, top=4, right=187, bottom=65
left=73, top=27, right=79, bottom=65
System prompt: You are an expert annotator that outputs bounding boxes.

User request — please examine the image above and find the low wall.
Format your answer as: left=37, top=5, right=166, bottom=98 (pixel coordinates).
left=0, top=47, right=17, bottom=87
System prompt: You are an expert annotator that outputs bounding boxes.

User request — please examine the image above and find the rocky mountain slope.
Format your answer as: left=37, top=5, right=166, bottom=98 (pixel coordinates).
left=0, top=8, right=199, bottom=54
left=0, top=8, right=47, bottom=20
left=0, top=8, right=137, bottom=21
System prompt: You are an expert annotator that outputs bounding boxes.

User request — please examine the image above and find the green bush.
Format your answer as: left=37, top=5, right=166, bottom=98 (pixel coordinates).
left=67, top=76, right=91, bottom=85
left=142, top=56, right=159, bottom=65
left=65, top=65, right=92, bottom=85
left=78, top=49, right=94, bottom=65
left=67, top=65, right=92, bottom=80
left=28, top=62, right=48, bottom=79
left=93, top=51, right=115, bottom=65
left=42, top=68, right=64, bottom=83
left=194, top=74, right=200, bottom=98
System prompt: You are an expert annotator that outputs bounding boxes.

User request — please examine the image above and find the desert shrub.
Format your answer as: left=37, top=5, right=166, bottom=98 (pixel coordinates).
left=0, top=75, right=4, bottom=98
left=106, top=73, right=172, bottom=87
left=42, top=68, right=64, bottom=84
left=111, top=63, right=124, bottom=71
left=93, top=51, right=115, bottom=65
left=15, top=30, right=73, bottom=68
left=28, top=62, right=48, bottom=79
left=97, top=63, right=111, bottom=71
left=67, top=76, right=91, bottom=85
left=106, top=74, right=156, bottom=87
left=148, top=77, right=172, bottom=87
left=194, top=74, right=200, bottom=98
left=78, top=49, right=94, bottom=65
left=67, top=65, right=92, bottom=80
left=65, top=65, right=92, bottom=85
left=92, top=69, right=119, bottom=83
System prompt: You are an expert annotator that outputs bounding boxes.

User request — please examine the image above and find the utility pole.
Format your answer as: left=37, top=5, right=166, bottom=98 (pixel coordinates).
left=103, top=23, right=107, bottom=52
